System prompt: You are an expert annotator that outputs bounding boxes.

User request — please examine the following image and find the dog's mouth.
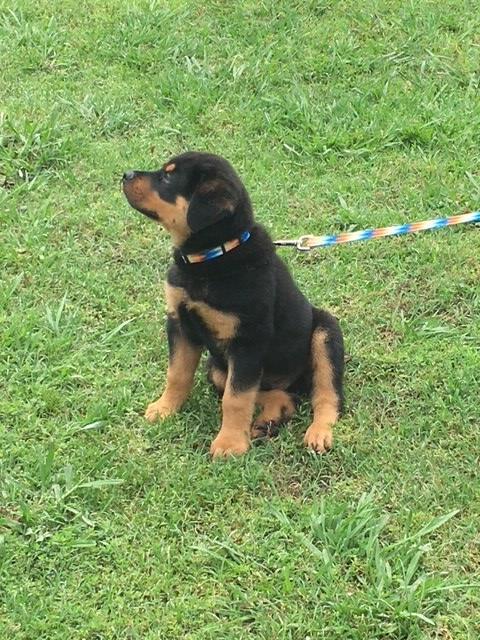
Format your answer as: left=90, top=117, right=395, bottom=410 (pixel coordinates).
left=128, top=202, right=159, bottom=222
left=122, top=171, right=191, bottom=246
left=122, top=177, right=160, bottom=222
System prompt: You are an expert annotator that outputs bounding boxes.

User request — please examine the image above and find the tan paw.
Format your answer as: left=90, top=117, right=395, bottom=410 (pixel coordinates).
left=252, top=391, right=296, bottom=439
left=210, top=431, right=250, bottom=458
left=256, top=391, right=295, bottom=423
left=144, top=400, right=177, bottom=423
left=304, top=424, right=333, bottom=453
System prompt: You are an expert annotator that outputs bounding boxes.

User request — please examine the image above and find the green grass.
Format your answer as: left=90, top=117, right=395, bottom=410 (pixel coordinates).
left=1, top=0, right=480, bottom=637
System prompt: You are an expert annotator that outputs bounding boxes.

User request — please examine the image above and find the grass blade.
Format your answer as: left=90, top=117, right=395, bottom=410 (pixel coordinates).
left=100, top=318, right=136, bottom=343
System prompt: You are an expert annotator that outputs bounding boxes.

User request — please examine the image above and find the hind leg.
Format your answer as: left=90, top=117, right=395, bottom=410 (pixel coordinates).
left=208, top=360, right=296, bottom=438
left=207, top=359, right=227, bottom=396
left=251, top=390, right=296, bottom=438
left=304, top=309, right=344, bottom=453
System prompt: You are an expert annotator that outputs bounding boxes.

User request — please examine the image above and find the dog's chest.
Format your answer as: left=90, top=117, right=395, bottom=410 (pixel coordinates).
left=165, top=283, right=239, bottom=342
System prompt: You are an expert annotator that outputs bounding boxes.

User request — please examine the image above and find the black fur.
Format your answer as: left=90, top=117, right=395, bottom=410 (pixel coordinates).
left=141, top=151, right=345, bottom=405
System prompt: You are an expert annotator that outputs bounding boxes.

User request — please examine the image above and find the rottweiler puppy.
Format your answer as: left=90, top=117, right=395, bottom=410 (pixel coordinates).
left=122, top=152, right=344, bottom=457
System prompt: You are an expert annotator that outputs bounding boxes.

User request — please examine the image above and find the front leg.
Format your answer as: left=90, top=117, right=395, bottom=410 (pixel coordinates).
left=145, top=316, right=202, bottom=423
left=210, top=345, right=262, bottom=458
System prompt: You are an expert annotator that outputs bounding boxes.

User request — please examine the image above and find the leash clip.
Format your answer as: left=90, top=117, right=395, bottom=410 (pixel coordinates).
left=296, top=235, right=315, bottom=251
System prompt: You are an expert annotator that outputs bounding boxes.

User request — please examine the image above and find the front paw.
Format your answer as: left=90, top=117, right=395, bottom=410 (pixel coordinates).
left=210, top=430, right=250, bottom=458
left=144, top=399, right=177, bottom=423
left=304, top=424, right=333, bottom=454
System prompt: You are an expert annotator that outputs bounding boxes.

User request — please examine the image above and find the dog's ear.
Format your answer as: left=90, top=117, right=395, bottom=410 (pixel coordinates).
left=187, top=179, right=237, bottom=233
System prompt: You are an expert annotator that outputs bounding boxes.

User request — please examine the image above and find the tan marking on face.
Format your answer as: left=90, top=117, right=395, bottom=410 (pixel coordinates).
left=164, top=284, right=239, bottom=341
left=210, top=366, right=257, bottom=457
left=144, top=335, right=202, bottom=423
left=123, top=175, right=190, bottom=246
left=304, top=330, right=340, bottom=453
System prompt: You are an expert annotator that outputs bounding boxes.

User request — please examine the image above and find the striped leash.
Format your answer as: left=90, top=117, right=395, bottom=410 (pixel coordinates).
left=274, top=211, right=480, bottom=251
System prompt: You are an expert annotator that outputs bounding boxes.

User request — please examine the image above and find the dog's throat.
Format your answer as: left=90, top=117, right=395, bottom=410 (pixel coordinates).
left=180, top=230, right=250, bottom=264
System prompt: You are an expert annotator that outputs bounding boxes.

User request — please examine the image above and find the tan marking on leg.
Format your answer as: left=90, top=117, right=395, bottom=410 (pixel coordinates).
left=165, top=283, right=187, bottom=318
left=210, top=369, right=257, bottom=458
left=209, top=366, right=227, bottom=394
left=145, top=337, right=202, bottom=423
left=304, top=330, right=339, bottom=453
left=164, top=284, right=238, bottom=341
left=251, top=390, right=296, bottom=438
left=187, top=301, right=239, bottom=341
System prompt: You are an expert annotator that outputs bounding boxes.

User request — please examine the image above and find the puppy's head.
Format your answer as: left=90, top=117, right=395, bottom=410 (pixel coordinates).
left=122, top=152, right=250, bottom=247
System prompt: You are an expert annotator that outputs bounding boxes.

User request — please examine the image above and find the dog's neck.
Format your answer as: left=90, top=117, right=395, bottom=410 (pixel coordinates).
left=178, top=206, right=253, bottom=255
left=179, top=230, right=251, bottom=264
left=172, top=223, right=274, bottom=276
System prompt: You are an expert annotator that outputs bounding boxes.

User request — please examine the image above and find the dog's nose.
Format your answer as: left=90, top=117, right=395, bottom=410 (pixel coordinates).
left=123, top=170, right=136, bottom=181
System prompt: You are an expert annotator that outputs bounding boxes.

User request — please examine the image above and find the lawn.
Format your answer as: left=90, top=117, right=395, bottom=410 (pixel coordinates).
left=1, top=0, right=480, bottom=638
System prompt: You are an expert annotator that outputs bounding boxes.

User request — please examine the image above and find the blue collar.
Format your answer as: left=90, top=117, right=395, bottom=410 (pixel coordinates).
left=181, top=230, right=251, bottom=264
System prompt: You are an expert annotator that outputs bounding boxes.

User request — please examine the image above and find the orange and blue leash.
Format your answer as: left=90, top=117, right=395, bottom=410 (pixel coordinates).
left=274, top=211, right=480, bottom=251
